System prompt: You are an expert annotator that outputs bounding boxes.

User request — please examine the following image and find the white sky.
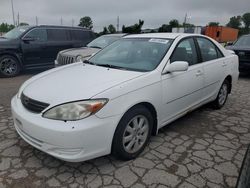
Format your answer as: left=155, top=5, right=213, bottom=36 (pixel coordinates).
left=0, top=0, right=249, bottom=32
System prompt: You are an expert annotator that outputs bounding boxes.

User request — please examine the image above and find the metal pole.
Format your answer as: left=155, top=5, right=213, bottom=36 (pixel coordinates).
left=11, top=0, right=16, bottom=26
left=117, top=16, right=119, bottom=32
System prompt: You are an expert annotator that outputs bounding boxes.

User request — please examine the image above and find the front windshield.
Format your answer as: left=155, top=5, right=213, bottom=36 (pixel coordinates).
left=89, top=38, right=173, bottom=72
left=234, top=36, right=250, bottom=47
left=87, top=35, right=121, bottom=49
left=3, top=26, right=30, bottom=39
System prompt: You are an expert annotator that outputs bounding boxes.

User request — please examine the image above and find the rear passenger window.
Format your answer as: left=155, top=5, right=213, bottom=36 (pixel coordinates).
left=47, top=29, right=70, bottom=41
left=197, top=37, right=224, bottom=62
left=171, top=38, right=198, bottom=66
left=71, top=30, right=90, bottom=41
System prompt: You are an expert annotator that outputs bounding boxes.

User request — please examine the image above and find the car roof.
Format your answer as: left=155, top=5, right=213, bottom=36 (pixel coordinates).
left=124, top=33, right=202, bottom=39
left=103, top=33, right=127, bottom=37
left=25, top=25, right=91, bottom=31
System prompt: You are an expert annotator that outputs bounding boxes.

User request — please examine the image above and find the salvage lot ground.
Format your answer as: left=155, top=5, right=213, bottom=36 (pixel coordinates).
left=0, top=72, right=250, bottom=188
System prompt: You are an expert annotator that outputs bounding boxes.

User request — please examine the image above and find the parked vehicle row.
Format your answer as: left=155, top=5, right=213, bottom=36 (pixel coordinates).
left=55, top=33, right=126, bottom=66
left=226, top=34, right=250, bottom=73
left=11, top=33, right=239, bottom=162
left=0, top=25, right=95, bottom=77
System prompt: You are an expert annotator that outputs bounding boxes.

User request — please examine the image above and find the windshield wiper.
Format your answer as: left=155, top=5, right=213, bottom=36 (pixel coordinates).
left=83, top=60, right=95, bottom=65
left=96, top=64, right=128, bottom=70
left=87, top=45, right=102, bottom=49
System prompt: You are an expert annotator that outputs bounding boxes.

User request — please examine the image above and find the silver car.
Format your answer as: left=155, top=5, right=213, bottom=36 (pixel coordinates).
left=55, top=33, right=126, bottom=66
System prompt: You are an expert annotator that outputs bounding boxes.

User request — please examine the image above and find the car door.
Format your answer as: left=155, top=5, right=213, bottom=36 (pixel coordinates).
left=21, top=28, right=49, bottom=68
left=46, top=29, right=73, bottom=65
left=160, top=37, right=204, bottom=125
left=195, top=37, right=226, bottom=101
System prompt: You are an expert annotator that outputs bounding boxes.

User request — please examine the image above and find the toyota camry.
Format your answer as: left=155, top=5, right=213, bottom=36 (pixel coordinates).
left=11, top=33, right=239, bottom=162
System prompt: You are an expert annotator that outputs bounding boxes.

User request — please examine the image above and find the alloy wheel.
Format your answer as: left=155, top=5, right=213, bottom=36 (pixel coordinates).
left=0, top=57, right=18, bottom=76
left=122, top=115, right=149, bottom=153
left=218, top=83, right=228, bottom=106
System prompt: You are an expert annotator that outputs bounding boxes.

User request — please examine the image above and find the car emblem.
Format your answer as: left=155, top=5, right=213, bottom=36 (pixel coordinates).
left=238, top=51, right=245, bottom=56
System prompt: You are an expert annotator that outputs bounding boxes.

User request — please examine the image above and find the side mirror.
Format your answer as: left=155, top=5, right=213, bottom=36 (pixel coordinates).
left=162, top=61, right=189, bottom=74
left=22, top=37, right=35, bottom=42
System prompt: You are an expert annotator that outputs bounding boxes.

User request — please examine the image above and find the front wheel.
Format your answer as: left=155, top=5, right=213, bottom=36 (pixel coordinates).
left=212, top=80, right=229, bottom=109
left=0, top=55, right=21, bottom=77
left=112, top=105, right=153, bottom=160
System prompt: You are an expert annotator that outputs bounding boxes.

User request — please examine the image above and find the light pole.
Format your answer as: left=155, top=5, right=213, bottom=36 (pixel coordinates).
left=11, top=0, right=16, bottom=26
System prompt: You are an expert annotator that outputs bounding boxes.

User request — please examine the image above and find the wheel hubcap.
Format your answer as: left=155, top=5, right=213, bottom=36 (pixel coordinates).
left=218, top=84, right=228, bottom=105
left=123, top=115, right=149, bottom=153
left=0, top=58, right=17, bottom=75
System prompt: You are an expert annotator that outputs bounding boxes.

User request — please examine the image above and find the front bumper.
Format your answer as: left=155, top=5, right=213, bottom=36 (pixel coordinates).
left=11, top=95, right=121, bottom=162
left=239, top=61, right=250, bottom=71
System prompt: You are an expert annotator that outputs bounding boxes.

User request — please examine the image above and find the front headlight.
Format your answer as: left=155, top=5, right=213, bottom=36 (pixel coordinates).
left=43, top=99, right=108, bottom=121
left=76, top=55, right=84, bottom=62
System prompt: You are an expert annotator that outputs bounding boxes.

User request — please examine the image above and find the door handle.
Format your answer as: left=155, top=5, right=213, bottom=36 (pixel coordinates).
left=196, top=70, right=203, bottom=76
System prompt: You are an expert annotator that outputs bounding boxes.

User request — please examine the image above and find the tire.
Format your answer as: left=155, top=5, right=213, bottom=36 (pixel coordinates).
left=0, top=55, right=21, bottom=78
left=212, top=79, right=229, bottom=109
left=112, top=105, right=153, bottom=160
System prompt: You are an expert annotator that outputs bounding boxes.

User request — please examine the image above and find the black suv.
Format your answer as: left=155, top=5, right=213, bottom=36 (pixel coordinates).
left=227, top=34, right=250, bottom=73
left=0, top=25, right=95, bottom=77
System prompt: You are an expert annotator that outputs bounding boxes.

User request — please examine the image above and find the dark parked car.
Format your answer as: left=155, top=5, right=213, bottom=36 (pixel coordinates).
left=236, top=145, right=250, bottom=188
left=226, top=34, right=250, bottom=73
left=55, top=33, right=126, bottom=66
left=0, top=25, right=95, bottom=77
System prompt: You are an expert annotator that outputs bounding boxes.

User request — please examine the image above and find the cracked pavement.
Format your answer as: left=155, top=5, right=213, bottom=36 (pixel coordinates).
left=0, top=74, right=250, bottom=188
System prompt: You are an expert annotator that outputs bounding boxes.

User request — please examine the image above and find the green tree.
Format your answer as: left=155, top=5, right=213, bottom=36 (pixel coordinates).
left=99, top=27, right=108, bottom=36
left=19, top=22, right=29, bottom=26
left=242, top=13, right=250, bottom=29
left=0, top=23, right=15, bottom=33
left=78, top=16, right=93, bottom=29
left=183, top=23, right=195, bottom=27
left=122, top=19, right=144, bottom=34
left=169, top=19, right=180, bottom=28
left=108, top=24, right=116, bottom=33
left=226, top=16, right=241, bottom=29
left=208, top=22, right=219, bottom=26
left=158, top=24, right=171, bottom=32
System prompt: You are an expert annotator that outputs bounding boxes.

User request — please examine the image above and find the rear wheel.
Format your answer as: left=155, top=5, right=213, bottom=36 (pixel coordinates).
left=112, top=105, right=153, bottom=160
left=0, top=55, right=21, bottom=77
left=212, top=79, right=229, bottom=109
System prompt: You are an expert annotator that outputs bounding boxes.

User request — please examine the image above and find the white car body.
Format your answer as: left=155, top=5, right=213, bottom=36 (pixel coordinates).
left=11, top=33, right=239, bottom=162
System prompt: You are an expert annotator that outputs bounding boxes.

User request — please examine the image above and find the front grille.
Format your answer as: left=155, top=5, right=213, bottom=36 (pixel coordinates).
left=235, top=50, right=250, bottom=61
left=21, top=93, right=50, bottom=113
left=57, top=53, right=76, bottom=66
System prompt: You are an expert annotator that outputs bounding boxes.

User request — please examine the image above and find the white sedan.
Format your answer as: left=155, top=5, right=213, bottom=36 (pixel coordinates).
left=11, top=33, right=239, bottom=162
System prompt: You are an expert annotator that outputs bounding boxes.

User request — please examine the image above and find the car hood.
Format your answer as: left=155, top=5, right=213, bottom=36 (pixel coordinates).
left=0, top=38, right=18, bottom=48
left=60, top=47, right=100, bottom=58
left=22, top=63, right=145, bottom=106
left=226, top=45, right=250, bottom=51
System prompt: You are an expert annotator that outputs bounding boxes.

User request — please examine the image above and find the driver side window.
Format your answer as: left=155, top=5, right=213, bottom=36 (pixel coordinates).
left=24, top=29, right=47, bottom=42
left=170, top=38, right=198, bottom=66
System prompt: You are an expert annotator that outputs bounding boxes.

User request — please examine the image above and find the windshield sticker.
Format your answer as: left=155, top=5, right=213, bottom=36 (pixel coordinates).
left=149, top=38, right=169, bottom=44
